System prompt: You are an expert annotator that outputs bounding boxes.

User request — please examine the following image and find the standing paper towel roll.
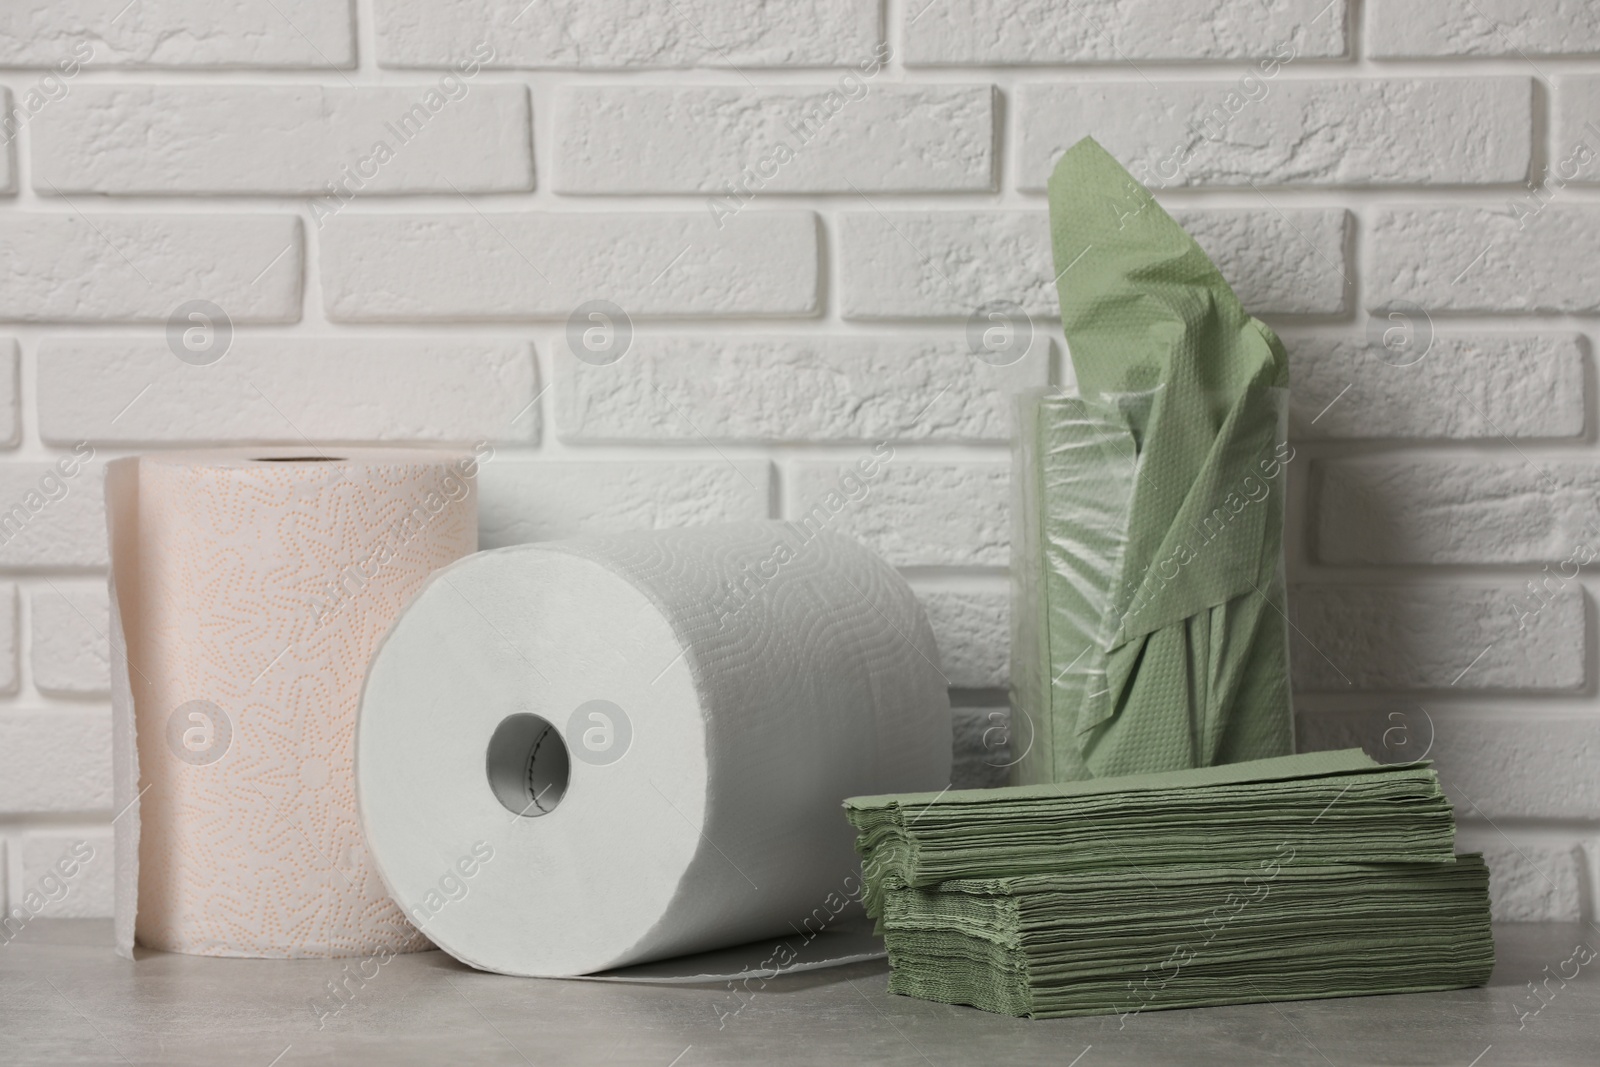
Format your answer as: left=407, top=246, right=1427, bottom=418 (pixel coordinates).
left=107, top=448, right=478, bottom=958
left=356, top=522, right=951, bottom=976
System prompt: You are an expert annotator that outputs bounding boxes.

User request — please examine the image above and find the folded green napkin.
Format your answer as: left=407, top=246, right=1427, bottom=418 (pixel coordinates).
left=1011, top=137, right=1293, bottom=784
left=880, top=855, right=1494, bottom=1018
left=847, top=750, right=1456, bottom=918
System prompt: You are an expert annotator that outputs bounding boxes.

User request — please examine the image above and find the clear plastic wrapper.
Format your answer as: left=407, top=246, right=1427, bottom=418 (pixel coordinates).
left=1010, top=384, right=1292, bottom=784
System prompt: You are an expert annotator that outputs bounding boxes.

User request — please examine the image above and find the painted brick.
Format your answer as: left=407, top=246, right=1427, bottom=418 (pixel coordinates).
left=1286, top=333, right=1584, bottom=440
left=1178, top=209, right=1351, bottom=315
left=556, top=336, right=1047, bottom=444
left=839, top=209, right=1348, bottom=320
left=0, top=585, right=15, bottom=694
left=1018, top=78, right=1531, bottom=189
left=31, top=584, right=109, bottom=696
left=321, top=212, right=818, bottom=321
left=0, top=338, right=17, bottom=447
left=1368, top=0, right=1600, bottom=58
left=374, top=0, right=878, bottom=69
left=37, top=339, right=539, bottom=446
left=1551, top=77, right=1600, bottom=183
left=0, top=88, right=14, bottom=193
left=1474, top=839, right=1583, bottom=922
left=1298, top=710, right=1600, bottom=821
left=1317, top=458, right=1600, bottom=566
left=1289, top=585, right=1584, bottom=693
left=790, top=462, right=1008, bottom=567
left=33, top=85, right=533, bottom=195
left=0, top=461, right=107, bottom=570
left=906, top=0, right=1343, bottom=64
left=1369, top=207, right=1600, bottom=313
left=0, top=710, right=111, bottom=814
left=0, top=1, right=353, bottom=68
left=1584, top=839, right=1600, bottom=922
left=915, top=586, right=1008, bottom=689
left=19, top=831, right=113, bottom=918
left=479, top=461, right=771, bottom=548
left=952, top=706, right=1011, bottom=790
left=556, top=85, right=994, bottom=194
left=0, top=215, right=301, bottom=323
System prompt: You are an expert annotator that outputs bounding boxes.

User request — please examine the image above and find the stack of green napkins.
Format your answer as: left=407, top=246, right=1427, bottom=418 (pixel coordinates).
left=880, top=859, right=1492, bottom=1019
left=846, top=750, right=1494, bottom=1018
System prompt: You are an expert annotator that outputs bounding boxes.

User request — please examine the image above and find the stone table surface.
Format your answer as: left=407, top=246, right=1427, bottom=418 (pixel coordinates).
left=1, top=920, right=1595, bottom=1066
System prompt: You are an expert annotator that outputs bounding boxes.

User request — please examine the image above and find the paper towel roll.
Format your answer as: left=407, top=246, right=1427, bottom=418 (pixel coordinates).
left=356, top=521, right=951, bottom=976
left=107, top=448, right=478, bottom=958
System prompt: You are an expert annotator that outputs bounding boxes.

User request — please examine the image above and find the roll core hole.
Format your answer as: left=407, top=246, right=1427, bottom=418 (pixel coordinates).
left=486, top=713, right=570, bottom=817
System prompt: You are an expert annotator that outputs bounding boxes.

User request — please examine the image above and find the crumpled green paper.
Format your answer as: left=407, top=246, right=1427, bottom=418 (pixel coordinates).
left=1011, top=137, right=1294, bottom=784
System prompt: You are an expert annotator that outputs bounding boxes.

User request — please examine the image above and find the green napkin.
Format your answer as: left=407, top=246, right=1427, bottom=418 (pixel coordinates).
left=847, top=750, right=1457, bottom=919
left=1011, top=137, right=1293, bottom=784
left=880, top=855, right=1494, bottom=1018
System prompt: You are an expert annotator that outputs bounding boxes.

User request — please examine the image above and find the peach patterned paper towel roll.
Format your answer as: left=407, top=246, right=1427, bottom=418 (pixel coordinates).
left=107, top=448, right=481, bottom=958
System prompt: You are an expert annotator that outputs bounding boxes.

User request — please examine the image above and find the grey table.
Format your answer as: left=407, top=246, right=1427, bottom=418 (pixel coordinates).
left=1, top=920, right=1594, bottom=1066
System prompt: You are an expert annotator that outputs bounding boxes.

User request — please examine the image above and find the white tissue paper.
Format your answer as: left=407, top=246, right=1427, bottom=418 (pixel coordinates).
left=356, top=521, right=951, bottom=976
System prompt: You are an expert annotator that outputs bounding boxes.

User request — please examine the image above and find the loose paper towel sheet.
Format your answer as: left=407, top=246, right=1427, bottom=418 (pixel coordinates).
left=580, top=919, right=885, bottom=984
left=356, top=522, right=951, bottom=977
left=108, top=449, right=476, bottom=958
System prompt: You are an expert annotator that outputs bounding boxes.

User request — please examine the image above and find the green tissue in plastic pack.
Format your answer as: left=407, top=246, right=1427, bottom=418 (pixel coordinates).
left=1011, top=136, right=1295, bottom=785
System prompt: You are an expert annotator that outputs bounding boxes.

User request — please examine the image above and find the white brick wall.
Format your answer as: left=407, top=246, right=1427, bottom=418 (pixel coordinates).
left=30, top=584, right=109, bottom=696
left=0, top=216, right=302, bottom=322
left=0, top=462, right=106, bottom=569
left=34, top=85, right=535, bottom=195
left=320, top=212, right=818, bottom=320
left=39, top=339, right=539, bottom=445
left=839, top=208, right=1351, bottom=318
left=1367, top=1, right=1600, bottom=58
left=1316, top=458, right=1600, bottom=565
left=1370, top=207, right=1600, bottom=312
left=0, top=711, right=112, bottom=813
left=0, top=585, right=16, bottom=694
left=1017, top=78, right=1533, bottom=189
left=791, top=462, right=1010, bottom=566
left=1, top=0, right=1596, bottom=923
left=0, top=3, right=354, bottom=69
left=902, top=0, right=1346, bottom=64
left=914, top=586, right=1009, bottom=689
left=555, top=86, right=996, bottom=194
left=556, top=337, right=1047, bottom=443
left=1290, top=584, right=1585, bottom=692
left=1285, top=333, right=1584, bottom=440
left=0, top=90, right=13, bottom=194
left=372, top=0, right=879, bottom=70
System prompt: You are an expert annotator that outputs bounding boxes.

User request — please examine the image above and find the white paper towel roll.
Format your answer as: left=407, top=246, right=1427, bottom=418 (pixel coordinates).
left=107, top=448, right=477, bottom=958
left=356, top=521, right=951, bottom=976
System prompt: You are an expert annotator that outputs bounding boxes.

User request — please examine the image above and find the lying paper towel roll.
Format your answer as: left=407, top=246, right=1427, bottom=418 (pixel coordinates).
left=356, top=522, right=951, bottom=976
left=107, top=448, right=478, bottom=958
